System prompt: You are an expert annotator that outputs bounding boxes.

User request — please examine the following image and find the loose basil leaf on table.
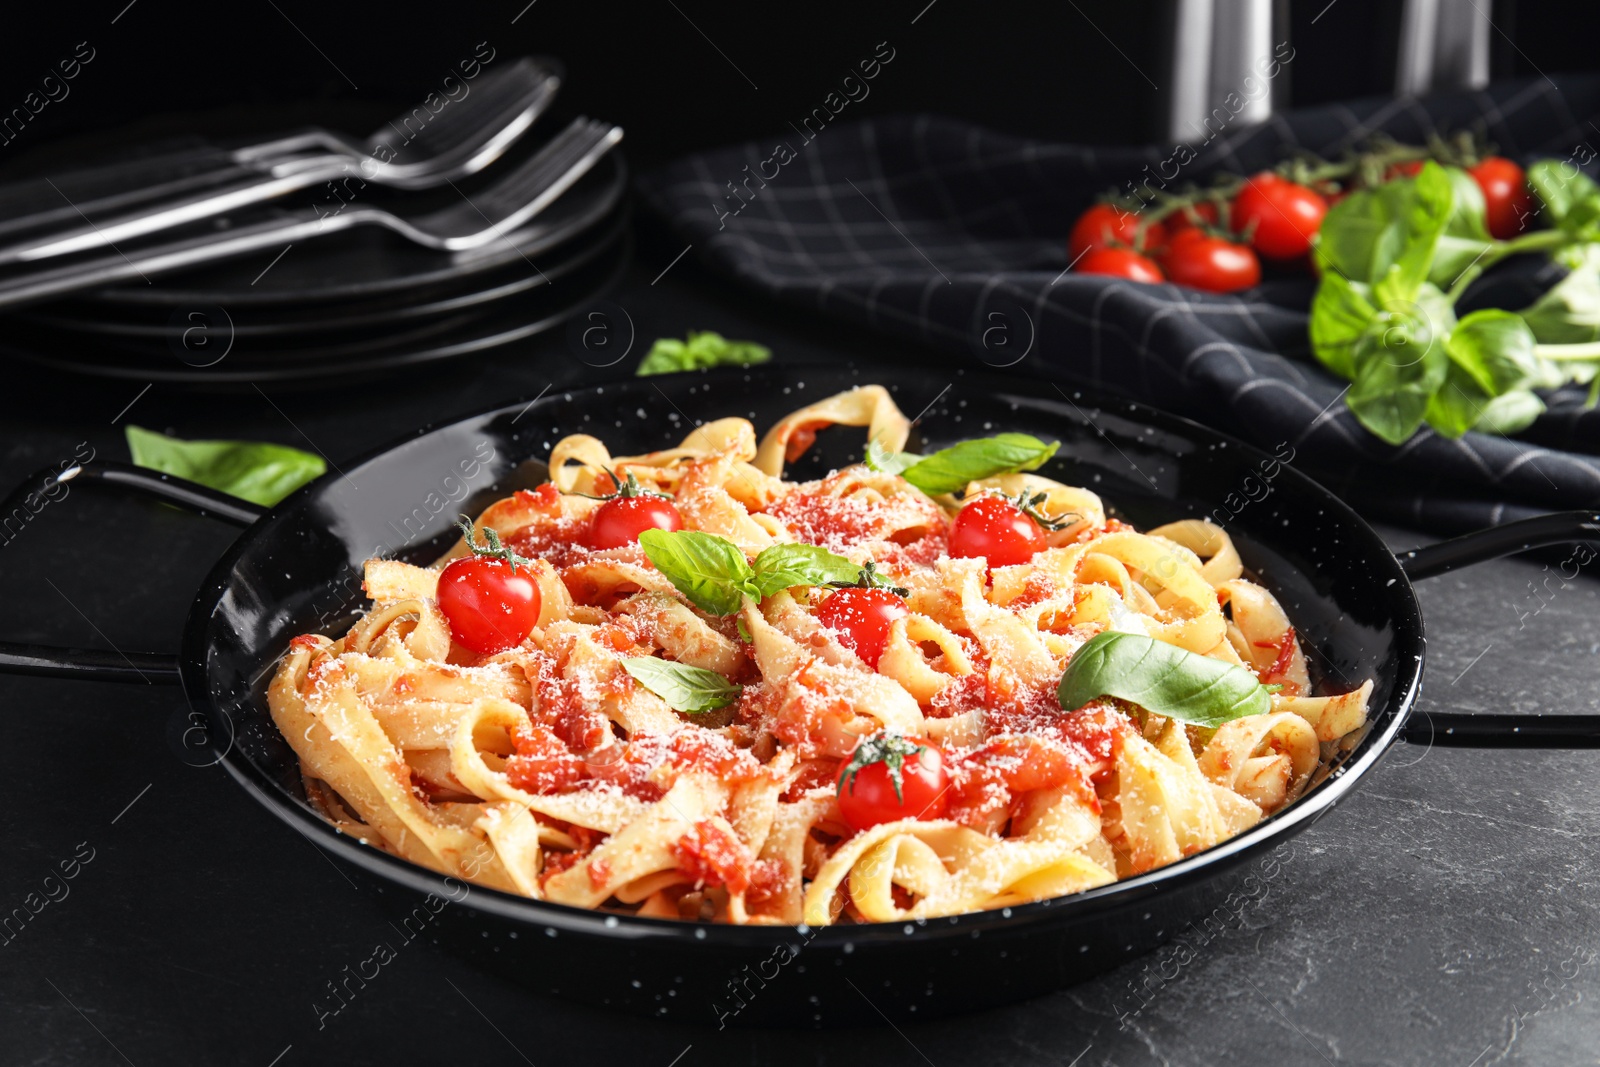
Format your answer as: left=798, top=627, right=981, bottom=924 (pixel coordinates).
left=125, top=425, right=326, bottom=507
left=1057, top=631, right=1272, bottom=728
left=621, top=657, right=741, bottom=713
left=873, top=433, right=1059, bottom=496
left=635, top=330, right=772, bottom=376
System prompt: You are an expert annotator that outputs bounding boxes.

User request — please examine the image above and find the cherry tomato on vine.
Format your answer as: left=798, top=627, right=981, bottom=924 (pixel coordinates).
left=836, top=733, right=950, bottom=831
left=1469, top=156, right=1534, bottom=240
left=1159, top=228, right=1261, bottom=293
left=1069, top=203, right=1163, bottom=259
left=949, top=494, right=1048, bottom=567
left=437, top=523, right=542, bottom=655
left=1385, top=160, right=1425, bottom=180
left=587, top=471, right=683, bottom=550
left=1231, top=174, right=1328, bottom=260
left=1077, top=247, right=1164, bottom=284
left=816, top=586, right=909, bottom=669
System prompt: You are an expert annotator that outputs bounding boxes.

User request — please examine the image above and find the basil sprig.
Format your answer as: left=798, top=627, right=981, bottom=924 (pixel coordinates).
left=866, top=433, right=1059, bottom=495
left=1310, top=160, right=1600, bottom=444
left=126, top=425, right=325, bottom=506
left=621, top=657, right=740, bottom=713
left=638, top=529, right=864, bottom=614
left=635, top=330, right=771, bottom=376
left=1057, top=632, right=1272, bottom=728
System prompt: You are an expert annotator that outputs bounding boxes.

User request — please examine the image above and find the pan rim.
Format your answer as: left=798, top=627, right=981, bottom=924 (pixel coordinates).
left=178, top=366, right=1425, bottom=947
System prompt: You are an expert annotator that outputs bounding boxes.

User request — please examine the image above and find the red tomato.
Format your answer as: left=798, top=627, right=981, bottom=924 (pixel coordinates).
left=1069, top=203, right=1164, bottom=258
left=1469, top=156, right=1534, bottom=240
left=1076, top=247, right=1164, bottom=284
left=815, top=587, right=909, bottom=669
left=1385, top=160, right=1425, bottom=180
left=836, top=734, right=950, bottom=831
left=949, top=495, right=1047, bottom=567
left=591, top=494, right=682, bottom=550
left=1159, top=229, right=1261, bottom=292
left=437, top=555, right=542, bottom=655
left=1231, top=174, right=1328, bottom=260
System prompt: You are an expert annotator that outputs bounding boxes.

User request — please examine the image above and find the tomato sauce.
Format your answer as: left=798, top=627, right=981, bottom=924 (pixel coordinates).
left=672, top=819, right=753, bottom=893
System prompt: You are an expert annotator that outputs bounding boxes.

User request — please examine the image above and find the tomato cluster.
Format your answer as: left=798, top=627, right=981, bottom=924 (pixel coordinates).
left=1069, top=148, right=1532, bottom=291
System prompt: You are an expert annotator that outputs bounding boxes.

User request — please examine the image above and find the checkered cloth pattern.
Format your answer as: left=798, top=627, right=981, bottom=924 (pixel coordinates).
left=639, top=75, right=1600, bottom=534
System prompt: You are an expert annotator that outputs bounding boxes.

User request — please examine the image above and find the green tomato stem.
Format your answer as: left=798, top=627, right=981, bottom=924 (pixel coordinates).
left=1446, top=229, right=1573, bottom=302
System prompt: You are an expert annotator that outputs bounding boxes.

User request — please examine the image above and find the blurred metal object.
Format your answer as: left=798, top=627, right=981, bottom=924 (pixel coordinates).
left=1396, top=0, right=1492, bottom=96
left=1165, top=0, right=1281, bottom=143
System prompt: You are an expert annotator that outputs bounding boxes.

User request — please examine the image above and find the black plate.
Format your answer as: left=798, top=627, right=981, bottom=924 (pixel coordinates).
left=4, top=366, right=1595, bottom=1027
left=76, top=147, right=627, bottom=310
left=0, top=224, right=630, bottom=387
left=7, top=207, right=629, bottom=353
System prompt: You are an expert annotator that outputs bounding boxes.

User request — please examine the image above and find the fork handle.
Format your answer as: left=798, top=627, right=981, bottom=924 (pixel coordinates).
left=0, top=156, right=353, bottom=267
left=0, top=210, right=355, bottom=311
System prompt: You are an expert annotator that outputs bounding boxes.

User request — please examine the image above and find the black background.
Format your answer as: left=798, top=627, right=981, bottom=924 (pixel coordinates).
left=1, top=0, right=1597, bottom=175
left=2, top=3, right=1599, bottom=1066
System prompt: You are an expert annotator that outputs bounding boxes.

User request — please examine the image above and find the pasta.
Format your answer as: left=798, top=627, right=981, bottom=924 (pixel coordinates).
left=268, top=385, right=1372, bottom=925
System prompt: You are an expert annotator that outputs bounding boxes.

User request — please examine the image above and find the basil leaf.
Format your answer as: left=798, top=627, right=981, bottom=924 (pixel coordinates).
left=1057, top=631, right=1271, bottom=728
left=751, top=543, right=862, bottom=598
left=898, top=434, right=1060, bottom=496
left=1308, top=273, right=1379, bottom=379
left=125, top=425, right=325, bottom=506
left=638, top=529, right=756, bottom=615
left=1424, top=362, right=1492, bottom=439
left=1473, top=389, right=1546, bottom=435
left=621, top=657, right=741, bottom=713
left=865, top=437, right=919, bottom=476
left=1316, top=185, right=1398, bottom=283
left=1346, top=310, right=1451, bottom=445
left=1376, top=161, right=1454, bottom=305
left=1444, top=308, right=1540, bottom=396
left=635, top=330, right=772, bottom=376
left=1430, top=165, right=1496, bottom=289
left=1519, top=251, right=1600, bottom=345
left=1526, top=161, right=1600, bottom=232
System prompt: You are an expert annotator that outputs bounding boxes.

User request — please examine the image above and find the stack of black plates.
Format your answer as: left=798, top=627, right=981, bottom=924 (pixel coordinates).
left=0, top=126, right=629, bottom=388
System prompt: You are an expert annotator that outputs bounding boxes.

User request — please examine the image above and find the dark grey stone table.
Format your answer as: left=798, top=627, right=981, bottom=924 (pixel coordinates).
left=2, top=249, right=1596, bottom=1067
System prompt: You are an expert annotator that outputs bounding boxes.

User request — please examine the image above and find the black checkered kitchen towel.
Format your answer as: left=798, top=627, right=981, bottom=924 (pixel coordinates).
left=639, top=75, right=1600, bottom=535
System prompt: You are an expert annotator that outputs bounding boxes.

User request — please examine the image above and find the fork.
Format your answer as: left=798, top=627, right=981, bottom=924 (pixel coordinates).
left=0, top=57, right=562, bottom=266
left=0, top=118, right=623, bottom=311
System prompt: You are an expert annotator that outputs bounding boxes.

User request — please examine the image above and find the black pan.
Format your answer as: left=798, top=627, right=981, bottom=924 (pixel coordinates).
left=1, top=366, right=1595, bottom=1028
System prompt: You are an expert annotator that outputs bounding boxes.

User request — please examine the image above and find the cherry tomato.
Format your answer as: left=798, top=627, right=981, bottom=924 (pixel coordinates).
left=1231, top=174, right=1328, bottom=260
left=949, top=495, right=1047, bottom=567
left=816, top=587, right=909, bottom=669
left=1159, top=228, right=1261, bottom=293
left=836, top=734, right=950, bottom=831
left=1385, top=160, right=1425, bottom=180
left=591, top=494, right=683, bottom=550
left=437, top=555, right=542, bottom=655
left=1069, top=203, right=1163, bottom=259
left=1469, top=156, right=1534, bottom=240
left=1076, top=247, right=1164, bottom=284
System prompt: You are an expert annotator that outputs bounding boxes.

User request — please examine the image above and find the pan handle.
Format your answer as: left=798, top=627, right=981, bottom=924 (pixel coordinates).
left=1396, top=510, right=1600, bottom=748
left=1397, top=510, right=1600, bottom=581
left=0, top=460, right=264, bottom=685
